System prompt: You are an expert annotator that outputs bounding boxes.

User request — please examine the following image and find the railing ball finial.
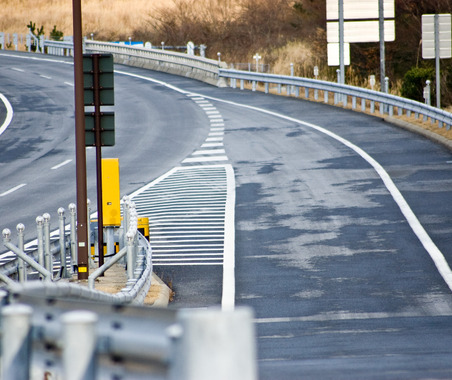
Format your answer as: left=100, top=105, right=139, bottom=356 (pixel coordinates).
left=16, top=223, right=25, bottom=233
left=2, top=228, right=11, bottom=240
left=69, top=203, right=76, bottom=213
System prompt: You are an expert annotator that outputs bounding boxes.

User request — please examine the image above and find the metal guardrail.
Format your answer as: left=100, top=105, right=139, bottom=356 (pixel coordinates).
left=0, top=291, right=256, bottom=379
left=219, top=69, right=452, bottom=129
left=3, top=31, right=452, bottom=129
left=0, top=199, right=153, bottom=305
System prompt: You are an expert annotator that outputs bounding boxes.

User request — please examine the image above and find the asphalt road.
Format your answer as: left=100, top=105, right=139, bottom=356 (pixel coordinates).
left=2, top=51, right=452, bottom=379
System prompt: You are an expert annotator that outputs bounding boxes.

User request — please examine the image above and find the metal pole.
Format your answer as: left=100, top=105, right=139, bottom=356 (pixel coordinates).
left=36, top=216, right=45, bottom=280
left=72, top=0, right=89, bottom=279
left=1, top=304, right=33, bottom=380
left=43, top=213, right=52, bottom=275
left=435, top=14, right=441, bottom=108
left=17, top=223, right=26, bottom=282
left=92, top=54, right=105, bottom=268
left=58, top=207, right=68, bottom=278
left=379, top=0, right=386, bottom=92
left=69, top=203, right=77, bottom=273
left=339, top=0, right=345, bottom=87
left=62, top=310, right=98, bottom=380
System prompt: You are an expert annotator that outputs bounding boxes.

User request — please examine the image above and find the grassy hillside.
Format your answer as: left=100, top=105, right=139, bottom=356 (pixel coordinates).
left=0, top=0, right=173, bottom=40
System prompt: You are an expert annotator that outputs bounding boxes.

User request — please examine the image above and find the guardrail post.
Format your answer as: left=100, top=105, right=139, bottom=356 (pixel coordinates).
left=264, top=82, right=269, bottom=94
left=17, top=223, right=26, bottom=282
left=69, top=203, right=77, bottom=273
left=62, top=310, right=98, bottom=380
left=36, top=216, right=45, bottom=280
left=170, top=307, right=257, bottom=380
left=87, top=199, right=94, bottom=267
left=122, top=196, right=130, bottom=248
left=43, top=213, right=52, bottom=276
left=240, top=79, right=244, bottom=90
left=58, top=207, right=68, bottom=278
left=1, top=304, right=33, bottom=380
left=126, top=231, right=135, bottom=280
left=324, top=90, right=329, bottom=103
left=361, top=98, right=366, bottom=111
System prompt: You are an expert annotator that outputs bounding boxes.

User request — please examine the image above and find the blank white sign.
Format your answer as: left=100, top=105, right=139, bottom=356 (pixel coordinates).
left=326, top=0, right=394, bottom=20
left=328, top=43, right=351, bottom=66
left=327, top=20, right=395, bottom=43
left=422, top=14, right=452, bottom=59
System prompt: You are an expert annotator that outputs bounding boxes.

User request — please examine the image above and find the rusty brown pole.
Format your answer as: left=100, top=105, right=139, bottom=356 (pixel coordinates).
left=72, top=0, right=89, bottom=279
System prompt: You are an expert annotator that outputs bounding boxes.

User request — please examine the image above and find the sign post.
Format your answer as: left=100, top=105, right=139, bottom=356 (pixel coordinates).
left=72, top=0, right=89, bottom=279
left=83, top=53, right=115, bottom=267
left=422, top=14, right=452, bottom=109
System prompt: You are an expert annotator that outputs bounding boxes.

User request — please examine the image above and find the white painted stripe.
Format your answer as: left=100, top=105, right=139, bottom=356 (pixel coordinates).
left=210, top=128, right=225, bottom=132
left=198, top=92, right=452, bottom=293
left=205, top=137, right=224, bottom=142
left=192, top=149, right=226, bottom=155
left=211, top=123, right=225, bottom=127
left=11, top=67, right=24, bottom=72
left=154, top=257, right=222, bottom=262
left=209, top=132, right=224, bottom=136
left=154, top=262, right=223, bottom=266
left=40, top=75, right=52, bottom=79
left=202, top=142, right=224, bottom=148
left=222, top=164, right=236, bottom=311
left=0, top=93, right=14, bottom=137
left=64, top=81, right=74, bottom=87
left=51, top=159, right=72, bottom=170
left=182, top=156, right=229, bottom=163
left=202, top=107, right=217, bottom=111
left=206, top=110, right=220, bottom=115
left=0, top=184, right=26, bottom=197
left=254, top=310, right=452, bottom=324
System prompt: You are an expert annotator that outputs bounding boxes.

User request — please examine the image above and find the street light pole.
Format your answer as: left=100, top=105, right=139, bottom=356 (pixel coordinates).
left=72, top=0, right=89, bottom=279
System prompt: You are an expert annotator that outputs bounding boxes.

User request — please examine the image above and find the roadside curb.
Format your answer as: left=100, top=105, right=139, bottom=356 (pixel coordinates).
left=145, top=272, right=171, bottom=307
left=383, top=116, right=452, bottom=152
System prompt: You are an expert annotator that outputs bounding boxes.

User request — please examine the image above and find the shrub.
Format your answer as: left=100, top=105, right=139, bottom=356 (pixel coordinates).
left=50, top=25, right=63, bottom=41
left=400, top=66, right=434, bottom=103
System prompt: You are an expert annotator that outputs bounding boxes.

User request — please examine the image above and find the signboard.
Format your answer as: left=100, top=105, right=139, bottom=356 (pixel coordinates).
left=422, top=14, right=452, bottom=59
left=327, top=0, right=394, bottom=20
left=328, top=43, right=350, bottom=66
left=327, top=20, right=395, bottom=43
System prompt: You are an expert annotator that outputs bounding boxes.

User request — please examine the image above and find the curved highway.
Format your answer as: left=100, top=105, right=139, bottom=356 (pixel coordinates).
left=2, top=51, right=452, bottom=379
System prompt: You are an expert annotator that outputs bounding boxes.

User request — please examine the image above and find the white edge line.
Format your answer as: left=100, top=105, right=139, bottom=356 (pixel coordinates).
left=0, top=93, right=14, bottom=137
left=222, top=164, right=236, bottom=310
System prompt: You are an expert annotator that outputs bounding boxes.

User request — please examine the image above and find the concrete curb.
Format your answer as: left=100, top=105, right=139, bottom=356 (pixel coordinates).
left=145, top=272, right=172, bottom=308
left=383, top=116, right=452, bottom=152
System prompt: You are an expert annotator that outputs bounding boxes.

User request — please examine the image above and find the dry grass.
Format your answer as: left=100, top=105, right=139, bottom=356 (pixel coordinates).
left=0, top=0, right=176, bottom=40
